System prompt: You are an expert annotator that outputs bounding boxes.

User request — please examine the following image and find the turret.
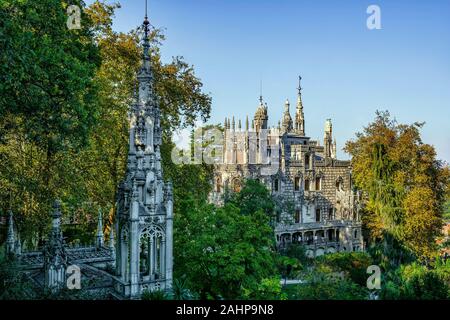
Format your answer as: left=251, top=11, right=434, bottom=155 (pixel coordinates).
left=6, top=209, right=17, bottom=256
left=294, top=76, right=305, bottom=135
left=254, top=96, right=268, bottom=132
left=96, top=208, right=104, bottom=248
left=332, top=138, right=337, bottom=159
left=324, top=119, right=333, bottom=158
left=281, top=99, right=293, bottom=133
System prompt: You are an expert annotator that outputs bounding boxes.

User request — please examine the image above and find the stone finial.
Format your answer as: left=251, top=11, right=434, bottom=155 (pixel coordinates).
left=6, top=209, right=16, bottom=255
left=52, top=199, right=62, bottom=219
left=96, top=208, right=104, bottom=247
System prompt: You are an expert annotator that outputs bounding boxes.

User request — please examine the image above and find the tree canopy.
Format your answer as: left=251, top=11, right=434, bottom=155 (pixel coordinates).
left=345, top=111, right=450, bottom=261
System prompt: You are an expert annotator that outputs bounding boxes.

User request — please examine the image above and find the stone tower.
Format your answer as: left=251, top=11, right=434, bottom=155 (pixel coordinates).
left=114, top=11, right=173, bottom=299
left=324, top=119, right=333, bottom=158
left=281, top=99, right=293, bottom=133
left=254, top=96, right=268, bottom=132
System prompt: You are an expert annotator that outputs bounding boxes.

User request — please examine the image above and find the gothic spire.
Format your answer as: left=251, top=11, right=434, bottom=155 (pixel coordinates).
left=96, top=208, right=104, bottom=247
left=142, top=0, right=151, bottom=72
left=281, top=99, right=293, bottom=133
left=295, top=75, right=305, bottom=135
left=297, top=76, right=303, bottom=109
left=6, top=209, right=16, bottom=255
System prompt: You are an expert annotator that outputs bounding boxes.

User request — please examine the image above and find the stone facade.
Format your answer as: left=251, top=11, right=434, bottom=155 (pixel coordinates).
left=210, top=77, right=363, bottom=257
left=108, top=12, right=173, bottom=299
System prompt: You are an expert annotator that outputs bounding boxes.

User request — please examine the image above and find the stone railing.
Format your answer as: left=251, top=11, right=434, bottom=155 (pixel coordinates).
left=276, top=220, right=361, bottom=233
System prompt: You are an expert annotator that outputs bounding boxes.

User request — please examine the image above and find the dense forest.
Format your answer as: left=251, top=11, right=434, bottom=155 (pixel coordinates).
left=0, top=0, right=449, bottom=300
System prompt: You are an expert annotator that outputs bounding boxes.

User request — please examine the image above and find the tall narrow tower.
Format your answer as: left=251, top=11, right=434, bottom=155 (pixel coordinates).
left=294, top=76, right=305, bottom=135
left=114, top=7, right=173, bottom=298
left=281, top=99, right=293, bottom=133
left=43, top=200, right=67, bottom=292
left=254, top=95, right=268, bottom=132
left=324, top=119, right=333, bottom=158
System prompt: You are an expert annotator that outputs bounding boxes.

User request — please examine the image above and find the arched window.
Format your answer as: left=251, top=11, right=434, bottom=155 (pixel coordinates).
left=304, top=179, right=310, bottom=191
left=273, top=178, right=279, bottom=192
left=315, top=177, right=321, bottom=190
left=294, top=177, right=300, bottom=191
left=232, top=178, right=241, bottom=193
left=336, top=178, right=344, bottom=191
left=216, top=176, right=222, bottom=193
left=294, top=209, right=301, bottom=223
left=305, top=154, right=310, bottom=169
left=315, top=208, right=321, bottom=222
left=328, top=208, right=334, bottom=220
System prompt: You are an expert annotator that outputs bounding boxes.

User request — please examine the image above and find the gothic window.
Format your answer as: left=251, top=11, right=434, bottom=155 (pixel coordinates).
left=354, top=230, right=358, bottom=239
left=336, top=178, right=344, bottom=191
left=294, top=209, right=301, bottom=223
left=328, top=208, right=334, bottom=220
left=315, top=177, right=322, bottom=190
left=232, top=178, right=241, bottom=193
left=273, top=179, right=279, bottom=192
left=327, top=229, right=333, bottom=241
left=294, top=177, right=300, bottom=191
left=305, top=154, right=310, bottom=169
left=315, top=208, right=321, bottom=222
left=304, top=179, right=310, bottom=191
left=216, top=176, right=222, bottom=193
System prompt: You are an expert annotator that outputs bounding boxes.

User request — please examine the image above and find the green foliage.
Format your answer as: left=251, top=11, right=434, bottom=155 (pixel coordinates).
left=0, top=246, right=36, bottom=300
left=226, top=179, right=275, bottom=218
left=170, top=277, right=198, bottom=300
left=381, top=262, right=449, bottom=299
left=0, top=1, right=211, bottom=247
left=174, top=179, right=278, bottom=300
left=444, top=200, right=450, bottom=222
left=280, top=243, right=310, bottom=267
left=283, top=252, right=372, bottom=300
left=141, top=289, right=170, bottom=301
left=174, top=199, right=277, bottom=299
left=345, top=111, right=450, bottom=260
left=315, top=252, right=373, bottom=286
left=0, top=0, right=102, bottom=245
left=161, top=136, right=214, bottom=212
left=242, top=277, right=286, bottom=300
left=290, top=271, right=368, bottom=300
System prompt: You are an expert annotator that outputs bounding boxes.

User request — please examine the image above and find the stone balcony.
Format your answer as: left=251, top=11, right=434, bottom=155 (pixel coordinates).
left=275, top=219, right=361, bottom=233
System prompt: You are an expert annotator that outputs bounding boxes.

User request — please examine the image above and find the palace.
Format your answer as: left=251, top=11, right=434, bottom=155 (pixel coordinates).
left=4, top=12, right=173, bottom=299
left=210, top=77, right=364, bottom=257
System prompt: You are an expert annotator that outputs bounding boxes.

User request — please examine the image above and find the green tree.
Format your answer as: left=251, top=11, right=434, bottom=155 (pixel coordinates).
left=291, top=270, right=368, bottom=300
left=174, top=196, right=278, bottom=299
left=227, top=179, right=275, bottom=217
left=345, top=111, right=450, bottom=261
left=381, top=262, right=449, bottom=299
left=0, top=0, right=101, bottom=246
left=0, top=1, right=212, bottom=246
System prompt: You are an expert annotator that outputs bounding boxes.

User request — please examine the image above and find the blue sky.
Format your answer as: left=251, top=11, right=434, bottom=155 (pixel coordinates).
left=85, top=0, right=450, bottom=162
